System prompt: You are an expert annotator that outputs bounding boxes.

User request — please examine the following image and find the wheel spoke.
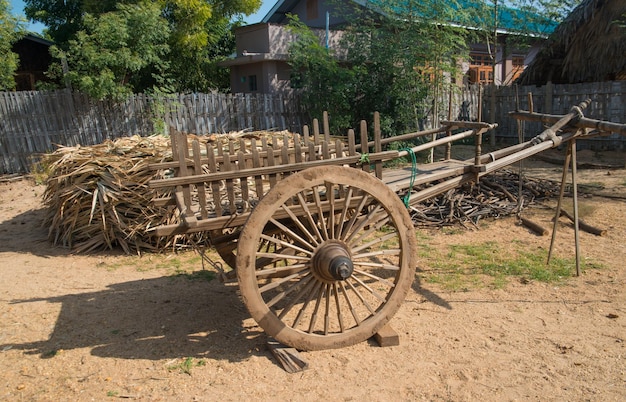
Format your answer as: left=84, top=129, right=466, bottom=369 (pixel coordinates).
left=268, top=217, right=315, bottom=253
left=335, top=187, right=354, bottom=239
left=296, top=191, right=324, bottom=242
left=267, top=273, right=314, bottom=308
left=341, top=194, right=370, bottom=241
left=353, top=261, right=401, bottom=271
left=259, top=237, right=272, bottom=253
left=333, top=283, right=345, bottom=332
left=344, top=204, right=384, bottom=244
left=350, top=274, right=387, bottom=302
left=339, top=193, right=371, bottom=242
left=256, top=251, right=309, bottom=261
left=338, top=282, right=361, bottom=326
left=280, top=204, right=320, bottom=248
left=347, top=214, right=391, bottom=247
left=352, top=248, right=401, bottom=260
left=259, top=271, right=307, bottom=294
left=345, top=278, right=376, bottom=316
left=324, top=283, right=331, bottom=334
left=313, top=188, right=329, bottom=241
left=292, top=280, right=323, bottom=328
left=326, top=182, right=336, bottom=239
left=255, top=264, right=308, bottom=278
left=308, top=283, right=326, bottom=333
left=259, top=233, right=313, bottom=256
left=277, top=276, right=318, bottom=319
left=351, top=231, right=399, bottom=254
left=352, top=268, right=396, bottom=288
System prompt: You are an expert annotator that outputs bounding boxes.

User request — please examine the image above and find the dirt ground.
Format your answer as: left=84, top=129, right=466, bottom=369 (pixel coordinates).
left=1, top=149, right=625, bottom=401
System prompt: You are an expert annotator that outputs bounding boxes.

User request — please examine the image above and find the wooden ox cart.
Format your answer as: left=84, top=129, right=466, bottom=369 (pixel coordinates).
left=148, top=99, right=620, bottom=351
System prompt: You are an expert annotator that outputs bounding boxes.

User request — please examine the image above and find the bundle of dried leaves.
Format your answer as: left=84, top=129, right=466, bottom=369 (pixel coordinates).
left=42, top=135, right=183, bottom=254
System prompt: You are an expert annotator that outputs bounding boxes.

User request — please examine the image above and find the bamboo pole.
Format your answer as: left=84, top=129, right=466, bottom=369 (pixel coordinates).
left=529, top=99, right=590, bottom=147
left=547, top=145, right=572, bottom=265
left=516, top=88, right=523, bottom=213
left=571, top=139, right=581, bottom=276
left=508, top=111, right=626, bottom=136
left=446, top=88, right=453, bottom=160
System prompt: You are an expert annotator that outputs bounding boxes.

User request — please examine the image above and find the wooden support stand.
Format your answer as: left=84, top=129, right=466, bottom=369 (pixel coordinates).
left=267, top=339, right=309, bottom=373
left=372, top=324, right=400, bottom=347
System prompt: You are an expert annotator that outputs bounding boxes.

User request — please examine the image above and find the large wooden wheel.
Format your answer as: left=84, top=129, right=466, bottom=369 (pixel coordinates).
left=209, top=229, right=240, bottom=270
left=236, top=166, right=418, bottom=350
left=210, top=227, right=294, bottom=272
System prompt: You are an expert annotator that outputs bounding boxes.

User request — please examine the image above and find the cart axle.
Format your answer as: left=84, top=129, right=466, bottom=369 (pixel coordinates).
left=312, top=241, right=354, bottom=282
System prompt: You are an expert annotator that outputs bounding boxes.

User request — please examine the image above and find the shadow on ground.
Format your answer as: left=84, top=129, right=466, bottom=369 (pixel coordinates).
left=3, top=275, right=264, bottom=363
left=0, top=208, right=58, bottom=256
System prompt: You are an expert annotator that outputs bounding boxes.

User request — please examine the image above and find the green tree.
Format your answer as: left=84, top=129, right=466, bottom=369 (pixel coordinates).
left=353, top=0, right=469, bottom=132
left=462, top=0, right=576, bottom=145
left=288, top=0, right=469, bottom=135
left=287, top=16, right=357, bottom=133
left=51, top=2, right=170, bottom=100
left=0, top=0, right=26, bottom=90
left=25, top=0, right=261, bottom=93
left=24, top=0, right=82, bottom=45
left=466, top=0, right=578, bottom=85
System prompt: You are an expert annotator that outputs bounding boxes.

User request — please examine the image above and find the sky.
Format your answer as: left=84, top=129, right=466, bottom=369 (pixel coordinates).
left=243, top=0, right=275, bottom=24
left=9, top=0, right=46, bottom=33
left=9, top=0, right=276, bottom=34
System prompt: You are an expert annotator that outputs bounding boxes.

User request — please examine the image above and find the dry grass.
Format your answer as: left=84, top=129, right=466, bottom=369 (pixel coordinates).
left=41, top=135, right=182, bottom=253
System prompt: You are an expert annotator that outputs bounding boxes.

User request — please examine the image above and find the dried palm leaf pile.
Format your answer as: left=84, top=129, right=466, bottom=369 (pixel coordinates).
left=42, top=135, right=177, bottom=253
left=41, top=131, right=294, bottom=254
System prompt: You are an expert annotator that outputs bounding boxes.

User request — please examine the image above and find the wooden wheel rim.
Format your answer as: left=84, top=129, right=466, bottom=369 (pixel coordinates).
left=236, top=166, right=417, bottom=350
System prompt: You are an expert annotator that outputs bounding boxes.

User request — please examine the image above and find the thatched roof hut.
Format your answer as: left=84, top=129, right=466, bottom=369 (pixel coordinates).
left=516, top=0, right=626, bottom=85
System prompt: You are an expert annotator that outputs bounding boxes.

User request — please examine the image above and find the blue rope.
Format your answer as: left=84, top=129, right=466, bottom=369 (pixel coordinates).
left=400, top=148, right=417, bottom=208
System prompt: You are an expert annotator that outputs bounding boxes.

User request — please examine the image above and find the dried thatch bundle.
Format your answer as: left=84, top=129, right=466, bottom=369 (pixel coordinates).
left=517, top=0, right=626, bottom=85
left=42, top=135, right=180, bottom=254
left=41, top=130, right=300, bottom=254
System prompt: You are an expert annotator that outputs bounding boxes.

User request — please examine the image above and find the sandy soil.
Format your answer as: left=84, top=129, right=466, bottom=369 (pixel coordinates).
left=1, top=150, right=625, bottom=401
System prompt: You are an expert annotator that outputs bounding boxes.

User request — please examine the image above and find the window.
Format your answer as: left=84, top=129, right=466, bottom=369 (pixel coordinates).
left=511, top=56, right=525, bottom=81
left=470, top=53, right=491, bottom=66
left=468, top=52, right=494, bottom=84
left=248, top=75, right=257, bottom=92
left=306, top=0, right=318, bottom=20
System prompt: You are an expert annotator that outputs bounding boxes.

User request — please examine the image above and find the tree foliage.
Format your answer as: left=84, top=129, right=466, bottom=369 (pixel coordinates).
left=287, top=16, right=357, bottom=133
left=465, top=0, right=578, bottom=85
left=0, top=0, right=26, bottom=90
left=288, top=0, right=469, bottom=135
left=50, top=2, right=170, bottom=100
left=24, top=0, right=82, bottom=45
left=24, top=0, right=261, bottom=96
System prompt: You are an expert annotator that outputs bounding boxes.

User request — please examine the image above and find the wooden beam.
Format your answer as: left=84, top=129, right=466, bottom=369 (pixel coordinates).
left=149, top=150, right=400, bottom=188
left=509, top=111, right=626, bottom=135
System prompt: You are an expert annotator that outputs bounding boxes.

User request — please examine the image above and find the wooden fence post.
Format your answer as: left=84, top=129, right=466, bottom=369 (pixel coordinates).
left=544, top=81, right=553, bottom=114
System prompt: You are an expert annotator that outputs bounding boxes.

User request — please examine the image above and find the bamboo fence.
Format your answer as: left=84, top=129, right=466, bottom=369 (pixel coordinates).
left=0, top=90, right=306, bottom=174
left=1, top=81, right=625, bottom=175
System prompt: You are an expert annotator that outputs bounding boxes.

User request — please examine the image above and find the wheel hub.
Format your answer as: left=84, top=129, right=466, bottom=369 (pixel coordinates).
left=312, top=241, right=354, bottom=282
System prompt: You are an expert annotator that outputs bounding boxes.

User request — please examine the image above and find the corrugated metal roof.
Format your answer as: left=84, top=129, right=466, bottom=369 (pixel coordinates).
left=261, top=0, right=557, bottom=35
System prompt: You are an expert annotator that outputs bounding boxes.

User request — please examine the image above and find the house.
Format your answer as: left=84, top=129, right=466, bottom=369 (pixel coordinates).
left=12, top=33, right=54, bottom=91
left=516, top=0, right=626, bottom=85
left=221, top=0, right=555, bottom=94
left=219, top=22, right=343, bottom=94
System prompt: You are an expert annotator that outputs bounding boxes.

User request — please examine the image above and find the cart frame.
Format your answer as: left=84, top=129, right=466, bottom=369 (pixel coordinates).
left=148, top=100, right=618, bottom=350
